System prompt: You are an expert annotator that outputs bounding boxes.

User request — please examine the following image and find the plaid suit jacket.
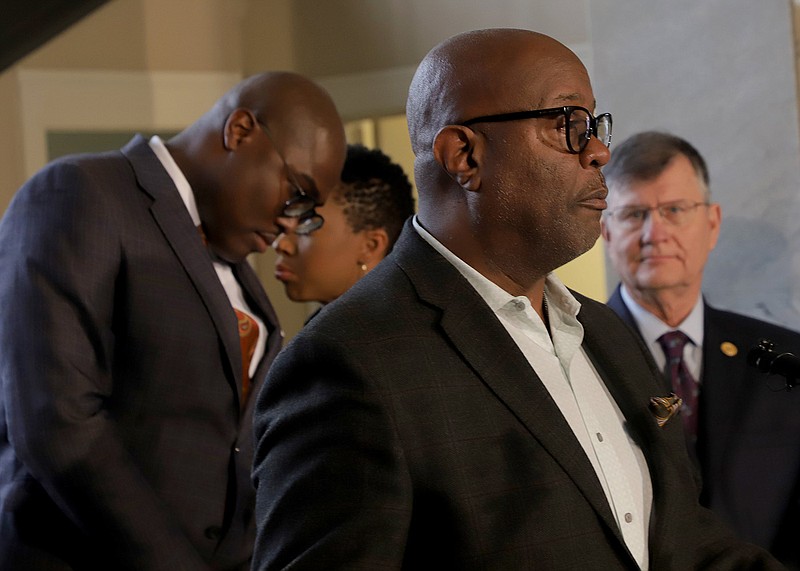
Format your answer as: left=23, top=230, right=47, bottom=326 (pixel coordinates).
left=0, top=136, right=282, bottom=570
left=252, top=222, right=778, bottom=570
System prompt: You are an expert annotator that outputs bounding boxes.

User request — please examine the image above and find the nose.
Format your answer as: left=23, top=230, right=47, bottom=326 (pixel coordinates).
left=580, top=135, right=611, bottom=169
left=272, top=216, right=298, bottom=255
left=640, top=208, right=671, bottom=243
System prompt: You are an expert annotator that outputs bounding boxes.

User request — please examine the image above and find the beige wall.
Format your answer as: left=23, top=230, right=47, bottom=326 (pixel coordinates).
left=0, top=0, right=627, bottom=340
left=0, top=70, right=25, bottom=213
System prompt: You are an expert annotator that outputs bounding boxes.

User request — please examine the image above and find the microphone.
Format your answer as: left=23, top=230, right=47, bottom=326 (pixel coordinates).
left=747, top=339, right=800, bottom=389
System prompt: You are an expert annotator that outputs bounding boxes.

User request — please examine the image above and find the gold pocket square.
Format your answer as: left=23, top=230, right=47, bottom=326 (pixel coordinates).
left=649, top=393, right=683, bottom=428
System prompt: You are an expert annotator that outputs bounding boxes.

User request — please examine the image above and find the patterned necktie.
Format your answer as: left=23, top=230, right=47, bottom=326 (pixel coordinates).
left=198, top=225, right=259, bottom=402
left=657, top=331, right=699, bottom=441
left=235, top=309, right=259, bottom=402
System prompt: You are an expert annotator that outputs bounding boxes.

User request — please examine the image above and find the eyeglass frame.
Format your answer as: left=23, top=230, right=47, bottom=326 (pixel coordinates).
left=255, top=118, right=325, bottom=235
left=459, top=105, right=612, bottom=154
left=603, top=200, right=710, bottom=228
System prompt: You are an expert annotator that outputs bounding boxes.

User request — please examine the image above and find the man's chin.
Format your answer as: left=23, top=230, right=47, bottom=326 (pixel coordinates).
left=209, top=243, right=247, bottom=264
left=631, top=277, right=682, bottom=292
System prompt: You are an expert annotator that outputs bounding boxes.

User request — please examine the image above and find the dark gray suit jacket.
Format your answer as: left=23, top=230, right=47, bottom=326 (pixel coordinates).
left=608, top=285, right=800, bottom=567
left=0, top=136, right=282, bottom=570
left=251, top=222, right=778, bottom=570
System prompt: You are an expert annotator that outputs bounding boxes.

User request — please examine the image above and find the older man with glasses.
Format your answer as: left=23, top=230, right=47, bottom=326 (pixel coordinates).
left=602, top=130, right=800, bottom=568
left=0, top=71, right=345, bottom=571
left=252, top=30, right=780, bottom=570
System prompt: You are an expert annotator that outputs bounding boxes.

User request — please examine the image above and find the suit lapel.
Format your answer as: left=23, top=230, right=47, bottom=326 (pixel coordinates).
left=121, top=136, right=242, bottom=397
left=579, top=297, right=665, bottom=453
left=580, top=294, right=693, bottom=564
left=393, top=227, right=622, bottom=542
left=607, top=285, right=636, bottom=330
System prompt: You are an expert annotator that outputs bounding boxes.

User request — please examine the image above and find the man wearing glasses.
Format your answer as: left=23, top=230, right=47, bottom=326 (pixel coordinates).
left=0, top=72, right=345, bottom=570
left=602, top=130, right=800, bottom=567
left=252, top=30, right=778, bottom=569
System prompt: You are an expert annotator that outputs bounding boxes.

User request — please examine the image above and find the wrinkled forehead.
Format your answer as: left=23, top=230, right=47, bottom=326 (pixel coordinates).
left=454, top=36, right=590, bottom=114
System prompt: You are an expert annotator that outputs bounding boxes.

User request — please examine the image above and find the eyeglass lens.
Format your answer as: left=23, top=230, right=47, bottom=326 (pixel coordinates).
left=567, top=108, right=612, bottom=153
left=294, top=214, right=324, bottom=235
left=283, top=192, right=316, bottom=218
left=611, top=202, right=708, bottom=227
left=282, top=188, right=324, bottom=235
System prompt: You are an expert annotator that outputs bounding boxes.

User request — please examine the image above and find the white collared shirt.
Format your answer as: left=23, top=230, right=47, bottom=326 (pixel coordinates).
left=413, top=217, right=652, bottom=570
left=148, top=136, right=267, bottom=377
left=620, top=285, right=704, bottom=381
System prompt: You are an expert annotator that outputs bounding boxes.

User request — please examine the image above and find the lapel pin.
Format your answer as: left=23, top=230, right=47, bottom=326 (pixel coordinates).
left=720, top=341, right=738, bottom=357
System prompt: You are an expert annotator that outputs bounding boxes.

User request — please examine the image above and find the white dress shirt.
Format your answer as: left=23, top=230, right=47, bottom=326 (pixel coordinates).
left=413, top=217, right=652, bottom=569
left=620, top=285, right=703, bottom=381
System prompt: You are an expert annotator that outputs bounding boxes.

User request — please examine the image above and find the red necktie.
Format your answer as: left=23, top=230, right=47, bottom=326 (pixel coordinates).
left=657, top=331, right=699, bottom=442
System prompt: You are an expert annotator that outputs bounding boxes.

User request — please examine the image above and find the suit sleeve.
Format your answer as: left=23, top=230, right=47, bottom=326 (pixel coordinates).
left=0, top=163, right=208, bottom=570
left=252, top=331, right=412, bottom=570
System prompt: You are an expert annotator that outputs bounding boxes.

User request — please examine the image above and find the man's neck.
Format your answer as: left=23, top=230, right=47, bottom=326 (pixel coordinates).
left=414, top=215, right=548, bottom=320
left=414, top=214, right=547, bottom=323
left=625, top=284, right=700, bottom=328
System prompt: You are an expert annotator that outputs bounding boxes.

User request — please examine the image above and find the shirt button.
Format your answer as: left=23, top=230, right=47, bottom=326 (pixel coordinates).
left=234, top=447, right=240, bottom=453
left=596, top=432, right=604, bottom=442
left=624, top=513, right=633, bottom=523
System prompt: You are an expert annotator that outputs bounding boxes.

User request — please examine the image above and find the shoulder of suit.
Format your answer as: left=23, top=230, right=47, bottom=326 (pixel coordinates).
left=302, top=260, right=414, bottom=336
left=706, top=303, right=800, bottom=339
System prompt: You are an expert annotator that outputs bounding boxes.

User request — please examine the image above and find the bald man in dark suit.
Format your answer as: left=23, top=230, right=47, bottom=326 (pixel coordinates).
left=251, top=30, right=780, bottom=570
left=0, top=72, right=346, bottom=570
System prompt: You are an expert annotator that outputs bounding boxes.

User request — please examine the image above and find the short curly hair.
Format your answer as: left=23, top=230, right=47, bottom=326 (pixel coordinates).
left=336, top=144, right=415, bottom=252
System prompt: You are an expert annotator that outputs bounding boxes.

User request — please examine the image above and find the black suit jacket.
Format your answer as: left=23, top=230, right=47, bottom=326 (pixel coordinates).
left=251, top=223, right=778, bottom=570
left=0, top=136, right=282, bottom=570
left=608, top=284, right=800, bottom=567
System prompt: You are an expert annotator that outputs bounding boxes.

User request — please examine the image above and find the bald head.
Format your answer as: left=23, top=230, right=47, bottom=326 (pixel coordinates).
left=404, top=28, right=608, bottom=293
left=167, top=71, right=346, bottom=263
left=407, top=29, right=583, bottom=159
left=205, top=71, right=343, bottom=149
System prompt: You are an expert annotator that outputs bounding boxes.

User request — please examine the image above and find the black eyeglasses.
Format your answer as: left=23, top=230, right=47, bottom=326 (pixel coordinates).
left=256, top=119, right=324, bottom=235
left=460, top=106, right=612, bottom=154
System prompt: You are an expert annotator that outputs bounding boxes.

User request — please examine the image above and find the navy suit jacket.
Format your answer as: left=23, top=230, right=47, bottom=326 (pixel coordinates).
left=608, top=284, right=800, bottom=567
left=0, top=136, right=282, bottom=570
left=251, top=223, right=778, bottom=570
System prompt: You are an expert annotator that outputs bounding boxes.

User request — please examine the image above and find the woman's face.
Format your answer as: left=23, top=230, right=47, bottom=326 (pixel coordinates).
left=273, top=194, right=370, bottom=304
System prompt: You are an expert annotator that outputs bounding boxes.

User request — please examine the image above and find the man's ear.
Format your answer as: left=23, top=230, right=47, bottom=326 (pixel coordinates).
left=223, top=108, right=258, bottom=150
left=432, top=125, right=481, bottom=191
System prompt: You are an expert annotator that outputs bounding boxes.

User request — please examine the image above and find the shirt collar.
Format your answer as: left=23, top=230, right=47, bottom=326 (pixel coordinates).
left=620, top=284, right=704, bottom=347
left=148, top=135, right=201, bottom=227
left=411, top=215, right=582, bottom=319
